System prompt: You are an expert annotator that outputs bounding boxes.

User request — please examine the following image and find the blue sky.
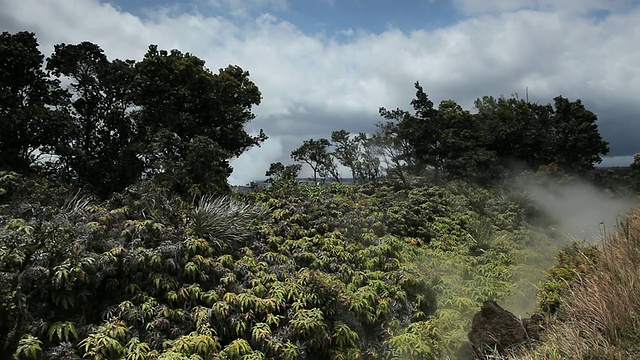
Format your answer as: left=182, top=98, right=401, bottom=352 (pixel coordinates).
left=108, top=0, right=461, bottom=35
left=2, top=0, right=640, bottom=183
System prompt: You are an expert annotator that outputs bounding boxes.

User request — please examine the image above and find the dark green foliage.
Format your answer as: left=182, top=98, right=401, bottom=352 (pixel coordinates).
left=378, top=82, right=438, bottom=177
left=47, top=42, right=142, bottom=196
left=265, top=162, right=301, bottom=185
left=3, top=31, right=265, bottom=198
left=0, top=31, right=69, bottom=172
left=474, top=94, right=609, bottom=175
left=549, top=96, right=609, bottom=172
left=135, top=46, right=266, bottom=196
left=376, top=84, right=610, bottom=185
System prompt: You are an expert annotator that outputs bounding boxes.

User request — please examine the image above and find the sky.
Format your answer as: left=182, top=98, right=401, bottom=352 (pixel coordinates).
left=1, top=0, right=639, bottom=184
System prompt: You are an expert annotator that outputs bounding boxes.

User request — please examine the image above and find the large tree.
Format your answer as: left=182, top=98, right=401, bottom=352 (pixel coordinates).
left=474, top=95, right=552, bottom=171
left=547, top=96, right=609, bottom=172
left=0, top=31, right=69, bottom=171
left=134, top=46, right=266, bottom=195
left=379, top=83, right=496, bottom=182
left=47, top=42, right=142, bottom=196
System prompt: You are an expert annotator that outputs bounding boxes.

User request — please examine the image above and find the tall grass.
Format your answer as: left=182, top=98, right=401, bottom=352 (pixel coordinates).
left=506, top=207, right=640, bottom=359
left=191, top=195, right=267, bottom=252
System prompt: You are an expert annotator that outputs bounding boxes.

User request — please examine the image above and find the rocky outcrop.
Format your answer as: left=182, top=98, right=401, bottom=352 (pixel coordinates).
left=467, top=300, right=543, bottom=358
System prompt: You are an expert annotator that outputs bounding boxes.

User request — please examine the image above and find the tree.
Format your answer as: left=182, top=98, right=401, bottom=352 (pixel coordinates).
left=474, top=95, right=609, bottom=174
left=369, top=124, right=409, bottom=184
left=46, top=42, right=142, bottom=197
left=379, top=82, right=442, bottom=177
left=352, top=132, right=383, bottom=182
left=630, top=154, right=640, bottom=191
left=330, top=130, right=359, bottom=180
left=265, top=162, right=301, bottom=183
left=436, top=100, right=500, bottom=183
left=0, top=31, right=69, bottom=171
left=548, top=96, right=609, bottom=172
left=290, top=138, right=338, bottom=183
left=474, top=95, right=552, bottom=172
left=330, top=130, right=383, bottom=183
left=133, top=45, right=267, bottom=195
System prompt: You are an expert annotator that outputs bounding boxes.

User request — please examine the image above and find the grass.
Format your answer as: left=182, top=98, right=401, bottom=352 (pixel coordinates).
left=503, top=206, right=640, bottom=359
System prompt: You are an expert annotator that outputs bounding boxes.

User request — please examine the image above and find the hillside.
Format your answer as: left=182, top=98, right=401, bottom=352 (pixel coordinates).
left=6, top=170, right=633, bottom=359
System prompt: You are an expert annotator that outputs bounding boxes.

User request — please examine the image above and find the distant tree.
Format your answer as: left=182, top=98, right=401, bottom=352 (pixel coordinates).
left=331, top=130, right=359, bottom=179
left=330, top=130, right=383, bottom=183
left=291, top=138, right=338, bottom=182
left=369, top=124, right=409, bottom=184
left=134, top=45, right=266, bottom=195
left=46, top=41, right=142, bottom=197
left=629, top=154, right=640, bottom=191
left=353, top=132, right=383, bottom=182
left=0, top=31, right=69, bottom=171
left=265, top=161, right=301, bottom=182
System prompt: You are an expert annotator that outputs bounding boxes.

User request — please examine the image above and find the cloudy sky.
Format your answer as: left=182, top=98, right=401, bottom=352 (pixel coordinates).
left=1, top=0, right=639, bottom=184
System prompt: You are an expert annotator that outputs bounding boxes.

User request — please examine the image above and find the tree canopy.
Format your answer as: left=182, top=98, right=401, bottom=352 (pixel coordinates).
left=0, top=32, right=69, bottom=171
left=0, top=33, right=266, bottom=198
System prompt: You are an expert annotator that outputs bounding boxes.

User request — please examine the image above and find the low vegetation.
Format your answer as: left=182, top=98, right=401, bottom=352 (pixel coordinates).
left=5, top=169, right=624, bottom=359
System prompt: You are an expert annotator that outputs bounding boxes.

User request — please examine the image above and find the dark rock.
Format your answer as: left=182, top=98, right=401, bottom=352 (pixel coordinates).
left=467, top=300, right=543, bottom=358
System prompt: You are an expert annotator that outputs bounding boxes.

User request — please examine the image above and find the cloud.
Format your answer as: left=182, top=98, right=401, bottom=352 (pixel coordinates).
left=452, top=0, right=635, bottom=16
left=1, top=0, right=639, bottom=184
left=207, top=0, right=288, bottom=18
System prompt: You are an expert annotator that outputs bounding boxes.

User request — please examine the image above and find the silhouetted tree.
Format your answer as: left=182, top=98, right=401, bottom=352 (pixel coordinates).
left=133, top=45, right=267, bottom=196
left=0, top=31, right=69, bottom=171
left=47, top=42, right=141, bottom=196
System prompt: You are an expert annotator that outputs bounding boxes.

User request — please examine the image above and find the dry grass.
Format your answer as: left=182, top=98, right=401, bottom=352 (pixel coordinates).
left=503, top=207, right=640, bottom=360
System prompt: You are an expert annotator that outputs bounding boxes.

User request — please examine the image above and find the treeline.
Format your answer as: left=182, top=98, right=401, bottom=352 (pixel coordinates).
left=0, top=30, right=619, bottom=199
left=272, top=83, right=611, bottom=186
left=1, top=31, right=265, bottom=198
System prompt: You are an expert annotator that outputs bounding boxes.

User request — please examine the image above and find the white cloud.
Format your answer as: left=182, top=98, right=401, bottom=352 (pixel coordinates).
left=1, top=0, right=639, bottom=184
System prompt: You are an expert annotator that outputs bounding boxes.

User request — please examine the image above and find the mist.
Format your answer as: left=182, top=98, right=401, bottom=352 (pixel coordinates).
left=503, top=175, right=638, bottom=317
left=519, top=176, right=637, bottom=243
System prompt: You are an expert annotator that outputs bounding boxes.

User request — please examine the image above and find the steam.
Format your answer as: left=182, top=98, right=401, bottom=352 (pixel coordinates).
left=504, top=175, right=638, bottom=317
left=518, top=177, right=637, bottom=243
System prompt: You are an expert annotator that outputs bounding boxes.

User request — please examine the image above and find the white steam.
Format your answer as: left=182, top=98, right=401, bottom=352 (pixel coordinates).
left=519, top=177, right=637, bottom=243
